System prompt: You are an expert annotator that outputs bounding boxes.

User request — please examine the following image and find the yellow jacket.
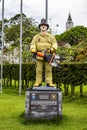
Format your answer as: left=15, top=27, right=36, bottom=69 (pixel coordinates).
left=30, top=32, right=57, bottom=52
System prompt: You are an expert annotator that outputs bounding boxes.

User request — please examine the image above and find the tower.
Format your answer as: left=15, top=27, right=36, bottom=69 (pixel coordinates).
left=66, top=13, right=74, bottom=31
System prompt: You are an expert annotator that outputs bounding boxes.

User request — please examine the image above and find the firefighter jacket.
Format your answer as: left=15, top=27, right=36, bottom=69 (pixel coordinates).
left=30, top=32, right=57, bottom=60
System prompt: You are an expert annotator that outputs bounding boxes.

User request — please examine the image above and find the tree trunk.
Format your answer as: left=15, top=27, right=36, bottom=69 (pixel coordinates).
left=64, top=84, right=69, bottom=96
left=71, top=85, right=75, bottom=96
left=80, top=85, right=83, bottom=97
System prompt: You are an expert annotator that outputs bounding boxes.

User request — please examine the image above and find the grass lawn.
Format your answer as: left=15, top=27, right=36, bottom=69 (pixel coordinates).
left=0, top=87, right=87, bottom=130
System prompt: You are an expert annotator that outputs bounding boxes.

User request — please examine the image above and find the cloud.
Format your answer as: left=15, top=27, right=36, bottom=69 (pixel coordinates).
left=0, top=0, right=87, bottom=34
left=47, top=0, right=87, bottom=34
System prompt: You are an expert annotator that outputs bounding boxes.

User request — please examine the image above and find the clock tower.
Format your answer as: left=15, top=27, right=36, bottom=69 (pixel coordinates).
left=66, top=13, right=74, bottom=31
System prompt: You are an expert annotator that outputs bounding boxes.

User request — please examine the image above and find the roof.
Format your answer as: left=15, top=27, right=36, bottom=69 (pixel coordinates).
left=67, top=13, right=72, bottom=21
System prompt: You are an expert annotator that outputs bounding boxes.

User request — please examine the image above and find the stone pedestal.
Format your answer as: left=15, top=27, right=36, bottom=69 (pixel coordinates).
left=25, top=86, right=62, bottom=119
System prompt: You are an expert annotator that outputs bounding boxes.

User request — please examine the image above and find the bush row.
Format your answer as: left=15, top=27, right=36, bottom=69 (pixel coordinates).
left=0, top=62, right=87, bottom=96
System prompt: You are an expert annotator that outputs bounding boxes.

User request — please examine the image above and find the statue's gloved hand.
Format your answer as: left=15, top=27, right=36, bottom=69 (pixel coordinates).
left=30, top=49, right=36, bottom=53
left=46, top=48, right=54, bottom=53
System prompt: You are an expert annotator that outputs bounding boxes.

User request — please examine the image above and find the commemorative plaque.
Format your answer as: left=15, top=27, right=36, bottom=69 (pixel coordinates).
left=25, top=86, right=62, bottom=119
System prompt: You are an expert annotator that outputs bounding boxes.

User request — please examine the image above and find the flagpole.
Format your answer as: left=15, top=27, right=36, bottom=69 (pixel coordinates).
left=19, top=0, right=23, bottom=96
left=45, top=0, right=48, bottom=22
left=0, top=0, right=4, bottom=93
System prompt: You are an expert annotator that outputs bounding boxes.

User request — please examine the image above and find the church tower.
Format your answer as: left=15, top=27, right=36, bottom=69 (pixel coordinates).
left=66, top=13, right=74, bottom=31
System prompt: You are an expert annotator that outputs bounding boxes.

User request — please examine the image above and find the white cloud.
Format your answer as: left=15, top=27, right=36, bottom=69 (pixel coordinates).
left=0, top=0, right=87, bottom=34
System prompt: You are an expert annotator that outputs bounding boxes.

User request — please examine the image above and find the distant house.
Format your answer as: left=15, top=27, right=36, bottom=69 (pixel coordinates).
left=58, top=41, right=71, bottom=48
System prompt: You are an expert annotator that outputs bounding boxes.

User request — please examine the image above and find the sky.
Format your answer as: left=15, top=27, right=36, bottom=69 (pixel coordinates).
left=0, top=0, right=87, bottom=34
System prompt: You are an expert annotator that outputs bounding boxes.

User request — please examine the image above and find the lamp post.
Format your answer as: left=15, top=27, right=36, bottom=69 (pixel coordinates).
left=19, top=0, right=23, bottom=96
left=0, top=0, right=4, bottom=93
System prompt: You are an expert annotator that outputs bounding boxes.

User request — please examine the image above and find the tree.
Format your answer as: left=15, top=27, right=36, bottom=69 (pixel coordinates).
left=56, top=26, right=87, bottom=46
left=74, top=40, right=87, bottom=62
left=4, top=14, right=39, bottom=63
left=5, top=13, right=39, bottom=45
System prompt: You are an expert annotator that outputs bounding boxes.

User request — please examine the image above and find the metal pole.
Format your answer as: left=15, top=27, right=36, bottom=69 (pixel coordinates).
left=45, top=0, right=48, bottom=85
left=19, top=0, right=23, bottom=96
left=0, top=0, right=4, bottom=93
left=45, top=0, right=48, bottom=22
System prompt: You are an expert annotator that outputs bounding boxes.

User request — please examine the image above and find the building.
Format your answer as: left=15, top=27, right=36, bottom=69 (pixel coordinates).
left=0, top=31, right=1, bottom=40
left=66, top=13, right=74, bottom=31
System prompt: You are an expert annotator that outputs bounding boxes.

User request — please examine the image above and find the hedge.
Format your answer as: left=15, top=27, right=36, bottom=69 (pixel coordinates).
left=0, top=62, right=87, bottom=96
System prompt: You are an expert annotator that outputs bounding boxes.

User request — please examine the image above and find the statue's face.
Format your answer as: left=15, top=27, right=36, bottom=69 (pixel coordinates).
left=40, top=24, right=48, bottom=31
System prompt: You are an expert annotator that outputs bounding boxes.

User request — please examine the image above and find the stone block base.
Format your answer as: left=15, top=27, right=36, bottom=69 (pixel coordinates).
left=25, top=86, right=62, bottom=119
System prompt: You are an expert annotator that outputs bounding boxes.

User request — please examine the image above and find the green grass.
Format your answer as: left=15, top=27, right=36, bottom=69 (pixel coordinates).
left=0, top=88, right=87, bottom=130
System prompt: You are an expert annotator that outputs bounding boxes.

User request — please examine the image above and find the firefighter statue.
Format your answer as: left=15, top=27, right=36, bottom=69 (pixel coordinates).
left=30, top=18, right=57, bottom=87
